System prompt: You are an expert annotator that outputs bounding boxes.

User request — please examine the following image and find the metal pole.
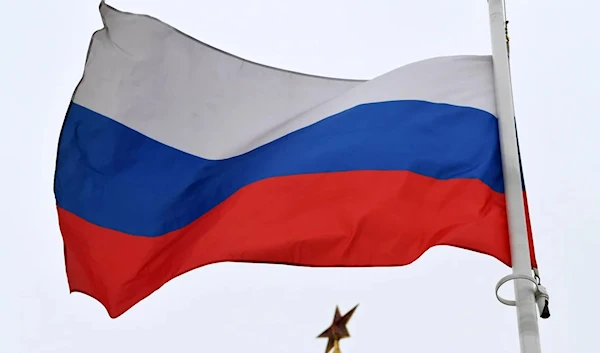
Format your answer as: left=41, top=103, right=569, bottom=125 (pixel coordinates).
left=487, top=1, right=542, bottom=353
left=333, top=339, right=341, bottom=353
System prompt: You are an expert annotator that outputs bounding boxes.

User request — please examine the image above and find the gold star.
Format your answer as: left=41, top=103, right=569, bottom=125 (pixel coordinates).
left=317, top=304, right=358, bottom=353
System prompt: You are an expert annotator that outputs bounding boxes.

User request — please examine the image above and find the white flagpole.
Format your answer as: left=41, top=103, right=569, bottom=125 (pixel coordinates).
left=487, top=1, right=543, bottom=353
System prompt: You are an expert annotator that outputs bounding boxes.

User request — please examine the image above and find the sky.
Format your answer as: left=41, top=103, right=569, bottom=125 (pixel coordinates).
left=2, top=0, right=598, bottom=352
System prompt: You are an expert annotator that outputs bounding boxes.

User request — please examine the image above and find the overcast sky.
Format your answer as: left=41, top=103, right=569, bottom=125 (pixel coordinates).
left=2, top=0, right=598, bottom=352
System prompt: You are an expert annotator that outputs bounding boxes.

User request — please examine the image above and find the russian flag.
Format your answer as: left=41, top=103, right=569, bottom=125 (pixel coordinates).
left=54, top=2, right=536, bottom=318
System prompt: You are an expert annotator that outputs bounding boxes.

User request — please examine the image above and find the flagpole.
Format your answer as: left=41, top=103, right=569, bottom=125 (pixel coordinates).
left=487, top=1, right=542, bottom=353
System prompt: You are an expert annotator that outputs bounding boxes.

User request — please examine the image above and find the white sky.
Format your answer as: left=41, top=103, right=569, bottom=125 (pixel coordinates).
left=2, top=0, right=598, bottom=352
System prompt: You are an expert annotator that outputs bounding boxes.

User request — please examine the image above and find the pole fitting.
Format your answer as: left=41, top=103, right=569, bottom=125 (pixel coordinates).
left=495, top=272, right=551, bottom=319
